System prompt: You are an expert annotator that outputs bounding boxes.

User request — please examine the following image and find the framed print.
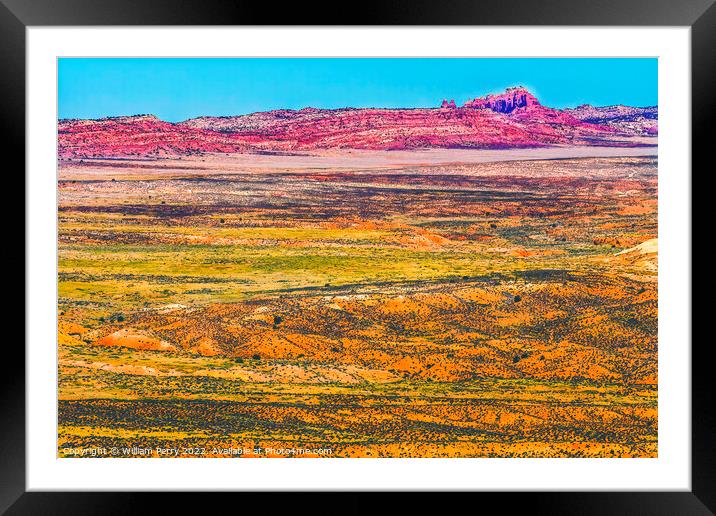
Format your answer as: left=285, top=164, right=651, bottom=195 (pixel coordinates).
left=6, top=0, right=715, bottom=512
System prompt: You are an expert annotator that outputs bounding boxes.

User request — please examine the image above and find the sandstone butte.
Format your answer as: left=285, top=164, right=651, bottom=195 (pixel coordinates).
left=57, top=86, right=658, bottom=158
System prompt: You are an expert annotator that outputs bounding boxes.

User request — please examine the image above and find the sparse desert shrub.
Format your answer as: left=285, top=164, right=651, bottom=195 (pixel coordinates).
left=107, top=313, right=125, bottom=323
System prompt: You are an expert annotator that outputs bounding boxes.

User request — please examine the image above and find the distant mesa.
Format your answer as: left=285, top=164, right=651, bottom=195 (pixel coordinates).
left=564, top=103, right=658, bottom=136
left=463, top=86, right=540, bottom=113
left=442, top=86, right=539, bottom=113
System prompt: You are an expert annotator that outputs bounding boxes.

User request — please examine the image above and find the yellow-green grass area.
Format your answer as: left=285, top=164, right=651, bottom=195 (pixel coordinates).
left=59, top=220, right=395, bottom=243
left=58, top=225, right=625, bottom=310
left=57, top=249, right=596, bottom=308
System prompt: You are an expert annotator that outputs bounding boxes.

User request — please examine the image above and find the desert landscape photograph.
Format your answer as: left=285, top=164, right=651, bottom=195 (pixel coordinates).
left=57, top=58, right=658, bottom=458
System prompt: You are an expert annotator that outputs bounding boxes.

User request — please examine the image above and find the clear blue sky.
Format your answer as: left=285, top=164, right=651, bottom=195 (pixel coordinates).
left=58, top=58, right=657, bottom=121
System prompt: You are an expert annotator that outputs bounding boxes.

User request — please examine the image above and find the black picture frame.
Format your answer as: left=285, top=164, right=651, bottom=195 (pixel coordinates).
left=4, top=0, right=713, bottom=513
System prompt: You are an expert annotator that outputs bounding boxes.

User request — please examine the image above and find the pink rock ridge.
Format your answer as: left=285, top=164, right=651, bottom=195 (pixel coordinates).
left=58, top=114, right=254, bottom=158
left=57, top=87, right=657, bottom=158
